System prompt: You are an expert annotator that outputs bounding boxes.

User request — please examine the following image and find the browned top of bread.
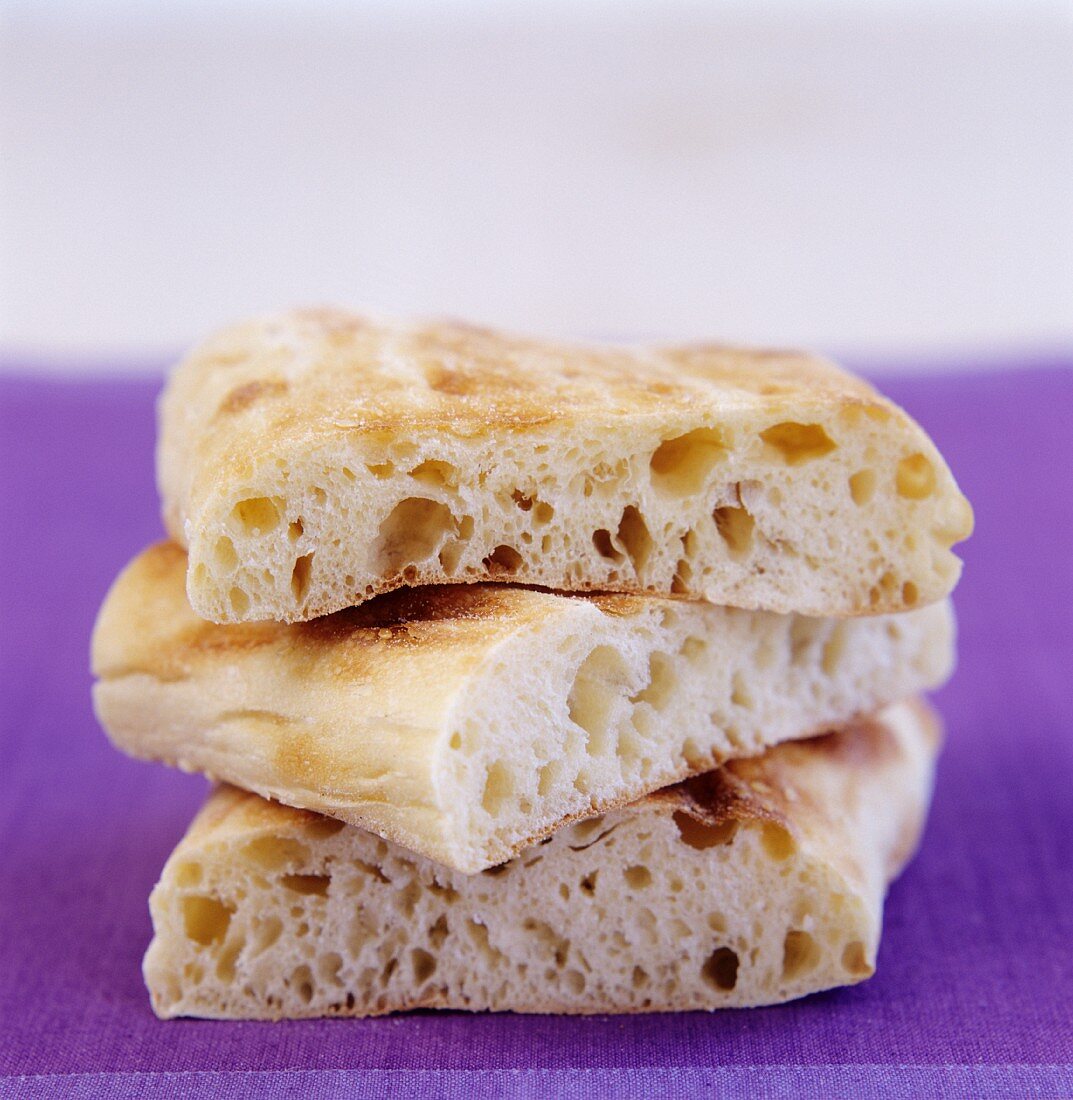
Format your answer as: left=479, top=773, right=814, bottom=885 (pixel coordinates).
left=186, top=309, right=879, bottom=437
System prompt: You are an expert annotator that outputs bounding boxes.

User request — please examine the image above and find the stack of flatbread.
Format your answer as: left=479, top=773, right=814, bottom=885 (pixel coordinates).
left=91, top=310, right=971, bottom=1018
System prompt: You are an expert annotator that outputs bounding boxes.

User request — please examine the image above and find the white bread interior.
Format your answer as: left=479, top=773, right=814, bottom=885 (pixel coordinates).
left=93, top=543, right=954, bottom=873
left=144, top=700, right=939, bottom=1018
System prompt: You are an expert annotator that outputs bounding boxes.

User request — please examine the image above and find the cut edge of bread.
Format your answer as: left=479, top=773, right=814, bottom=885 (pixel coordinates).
left=93, top=543, right=955, bottom=873
left=143, top=699, right=940, bottom=1019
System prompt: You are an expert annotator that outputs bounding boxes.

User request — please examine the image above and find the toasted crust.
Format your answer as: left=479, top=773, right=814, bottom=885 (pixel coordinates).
left=143, top=700, right=940, bottom=1018
left=158, top=309, right=972, bottom=623
left=93, top=543, right=954, bottom=873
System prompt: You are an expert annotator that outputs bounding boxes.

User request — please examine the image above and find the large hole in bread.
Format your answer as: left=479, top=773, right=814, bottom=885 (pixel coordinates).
left=782, top=930, right=822, bottom=979
left=215, top=937, right=243, bottom=982
left=623, top=865, right=653, bottom=889
left=842, top=940, right=874, bottom=976
left=849, top=468, right=877, bottom=505
left=673, top=811, right=738, bottom=849
left=565, top=969, right=586, bottom=995
left=616, top=505, right=653, bottom=572
left=701, top=946, right=739, bottom=991
left=229, top=586, right=250, bottom=616
left=536, top=758, right=565, bottom=797
left=250, top=916, right=283, bottom=956
left=483, top=545, right=523, bottom=575
left=616, top=720, right=647, bottom=770
left=408, top=459, right=458, bottom=489
left=438, top=515, right=473, bottom=575
left=707, top=912, right=727, bottom=933
left=291, top=964, right=315, bottom=1004
left=869, top=569, right=899, bottom=609
left=428, top=915, right=450, bottom=950
left=374, top=498, right=456, bottom=575
left=630, top=652, right=676, bottom=710
left=671, top=559, right=692, bottom=594
left=568, top=815, right=607, bottom=845
left=318, top=952, right=344, bottom=986
left=182, top=895, right=235, bottom=946
left=650, top=429, right=726, bottom=496
left=523, top=919, right=571, bottom=967
left=896, top=453, right=937, bottom=499
left=465, top=920, right=507, bottom=966
left=713, top=504, right=755, bottom=558
left=568, top=646, right=630, bottom=759
left=241, top=837, right=312, bottom=871
left=231, top=496, right=282, bottom=534
left=760, top=422, right=836, bottom=465
left=213, top=535, right=238, bottom=571
left=411, top=948, right=437, bottom=983
left=592, top=529, right=623, bottom=562
left=761, top=822, right=796, bottom=860
left=482, top=761, right=514, bottom=817
left=730, top=671, right=754, bottom=710
left=304, top=816, right=346, bottom=839
left=280, top=873, right=330, bottom=896
left=533, top=500, right=554, bottom=525
left=290, top=553, right=314, bottom=603
left=379, top=958, right=398, bottom=988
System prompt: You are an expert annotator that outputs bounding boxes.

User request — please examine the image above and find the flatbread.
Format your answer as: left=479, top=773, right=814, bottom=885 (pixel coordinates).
left=92, top=543, right=954, bottom=873
left=143, top=700, right=940, bottom=1018
left=157, top=309, right=972, bottom=623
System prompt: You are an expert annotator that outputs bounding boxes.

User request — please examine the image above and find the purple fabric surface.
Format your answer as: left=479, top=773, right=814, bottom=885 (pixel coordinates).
left=1, top=365, right=1071, bottom=1098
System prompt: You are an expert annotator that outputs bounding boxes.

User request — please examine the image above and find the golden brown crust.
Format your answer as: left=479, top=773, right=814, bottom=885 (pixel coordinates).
left=91, top=541, right=552, bottom=684
left=172, top=310, right=884, bottom=457
left=651, top=709, right=919, bottom=827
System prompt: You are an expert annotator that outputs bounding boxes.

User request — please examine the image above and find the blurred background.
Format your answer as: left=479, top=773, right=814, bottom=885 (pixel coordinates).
left=1, top=0, right=1071, bottom=373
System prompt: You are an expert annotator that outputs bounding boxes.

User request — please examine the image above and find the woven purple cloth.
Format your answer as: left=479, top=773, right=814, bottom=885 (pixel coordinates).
left=1, top=365, right=1071, bottom=1099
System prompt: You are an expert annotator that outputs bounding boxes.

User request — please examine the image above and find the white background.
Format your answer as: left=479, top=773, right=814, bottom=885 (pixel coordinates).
left=2, top=0, right=1071, bottom=373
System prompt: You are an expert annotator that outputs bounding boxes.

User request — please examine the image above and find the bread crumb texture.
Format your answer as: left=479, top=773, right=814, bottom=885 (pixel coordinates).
left=143, top=700, right=938, bottom=1018
left=157, top=310, right=972, bottom=622
left=93, top=545, right=953, bottom=873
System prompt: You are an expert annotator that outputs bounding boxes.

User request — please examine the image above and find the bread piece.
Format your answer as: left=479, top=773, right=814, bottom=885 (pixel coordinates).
left=93, top=543, right=954, bottom=874
left=144, top=700, right=939, bottom=1018
left=158, top=309, right=972, bottom=623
